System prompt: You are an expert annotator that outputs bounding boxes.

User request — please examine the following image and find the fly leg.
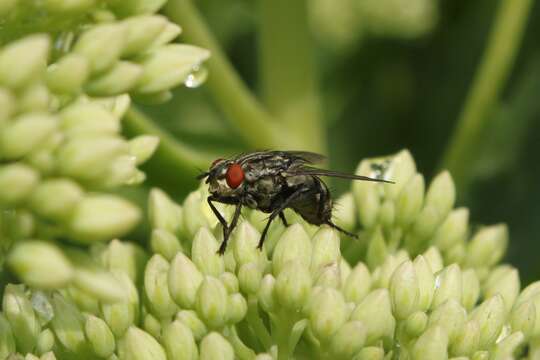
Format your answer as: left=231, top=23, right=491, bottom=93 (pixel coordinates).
left=218, top=203, right=242, bottom=254
left=258, top=188, right=308, bottom=250
left=325, top=220, right=358, bottom=239
left=207, top=196, right=242, bottom=254
left=279, top=212, right=289, bottom=227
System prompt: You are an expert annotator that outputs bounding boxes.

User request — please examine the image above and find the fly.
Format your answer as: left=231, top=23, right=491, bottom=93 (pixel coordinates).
left=197, top=150, right=393, bottom=254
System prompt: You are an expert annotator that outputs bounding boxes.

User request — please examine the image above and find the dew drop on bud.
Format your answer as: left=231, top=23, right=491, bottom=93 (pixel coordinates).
left=184, top=64, right=208, bottom=88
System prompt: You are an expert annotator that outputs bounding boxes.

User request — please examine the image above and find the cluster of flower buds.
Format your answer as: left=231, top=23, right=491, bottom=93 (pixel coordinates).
left=3, top=149, right=538, bottom=359
left=0, top=0, right=209, bottom=309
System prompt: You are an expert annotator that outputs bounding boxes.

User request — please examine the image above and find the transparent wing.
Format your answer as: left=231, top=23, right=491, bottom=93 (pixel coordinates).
left=285, top=151, right=327, bottom=164
left=287, top=166, right=394, bottom=183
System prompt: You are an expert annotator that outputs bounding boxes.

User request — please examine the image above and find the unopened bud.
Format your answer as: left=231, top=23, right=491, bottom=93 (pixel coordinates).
left=29, top=179, right=84, bottom=221
left=366, top=227, right=387, bottom=269
left=86, top=61, right=142, bottom=96
left=272, top=224, right=312, bottom=275
left=144, top=254, right=177, bottom=318
left=227, top=293, right=247, bottom=324
left=413, top=255, right=435, bottom=311
left=238, top=262, right=262, bottom=295
left=451, top=319, right=480, bottom=356
left=119, top=326, right=166, bottom=360
left=466, top=224, right=508, bottom=269
left=329, top=321, right=366, bottom=359
left=461, top=269, right=480, bottom=310
left=395, top=174, right=425, bottom=227
left=74, top=24, right=126, bottom=74
left=311, top=227, right=341, bottom=275
left=1, top=113, right=57, bottom=159
left=0, top=35, right=49, bottom=89
left=162, top=320, right=198, bottom=360
left=47, top=53, right=88, bottom=94
left=428, top=299, right=466, bottom=343
left=232, top=221, right=266, bottom=268
left=196, top=276, right=228, bottom=329
left=425, top=171, right=455, bottom=218
left=191, top=228, right=225, bottom=276
left=129, top=135, right=159, bottom=165
left=490, top=331, right=524, bottom=360
left=175, top=310, right=208, bottom=341
left=85, top=314, right=115, bottom=358
left=432, top=264, right=462, bottom=309
left=258, top=274, right=276, bottom=312
left=36, top=328, right=54, bottom=355
left=470, top=295, right=506, bottom=349
left=390, top=260, right=419, bottom=319
left=483, top=265, right=520, bottom=313
left=332, top=192, right=356, bottom=232
left=151, top=229, right=182, bottom=261
left=274, top=260, right=312, bottom=311
left=219, top=272, right=239, bottom=294
left=8, top=241, right=73, bottom=289
left=432, top=208, right=469, bottom=252
left=309, top=288, right=347, bottom=340
left=405, top=311, right=427, bottom=338
left=351, top=289, right=395, bottom=345
left=168, top=252, right=203, bottom=309
left=200, top=332, right=234, bottom=360
left=353, top=347, right=384, bottom=360
left=100, top=273, right=139, bottom=337
left=423, top=247, right=443, bottom=273
left=343, top=262, right=371, bottom=304
left=510, top=300, right=536, bottom=340
left=412, top=326, right=448, bottom=360
left=0, top=314, right=15, bottom=359
left=50, top=293, right=85, bottom=353
left=122, top=15, right=169, bottom=57
left=148, top=188, right=182, bottom=234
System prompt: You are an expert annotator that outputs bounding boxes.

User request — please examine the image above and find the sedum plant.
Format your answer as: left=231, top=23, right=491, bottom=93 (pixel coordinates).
left=0, top=0, right=537, bottom=359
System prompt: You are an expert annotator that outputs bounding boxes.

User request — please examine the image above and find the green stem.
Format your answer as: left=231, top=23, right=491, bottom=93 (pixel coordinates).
left=123, top=107, right=212, bottom=195
left=223, top=326, right=257, bottom=360
left=258, top=0, right=325, bottom=153
left=440, top=0, right=533, bottom=191
left=246, top=296, right=272, bottom=350
left=164, top=0, right=288, bottom=150
left=274, top=310, right=296, bottom=360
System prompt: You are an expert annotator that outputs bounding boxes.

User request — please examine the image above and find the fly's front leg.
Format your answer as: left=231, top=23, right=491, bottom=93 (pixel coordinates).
left=207, top=196, right=229, bottom=242
left=258, top=187, right=308, bottom=250
left=218, top=203, right=242, bottom=255
left=279, top=212, right=289, bottom=227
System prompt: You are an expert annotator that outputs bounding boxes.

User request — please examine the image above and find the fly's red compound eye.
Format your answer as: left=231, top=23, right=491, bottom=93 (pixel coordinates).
left=226, top=163, right=244, bottom=189
left=211, top=158, right=224, bottom=168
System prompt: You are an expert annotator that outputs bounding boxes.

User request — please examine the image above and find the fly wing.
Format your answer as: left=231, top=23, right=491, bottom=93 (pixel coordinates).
left=287, top=166, right=394, bottom=183
left=285, top=151, right=327, bottom=164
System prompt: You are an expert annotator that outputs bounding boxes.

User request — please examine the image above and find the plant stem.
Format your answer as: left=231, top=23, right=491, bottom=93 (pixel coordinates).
left=164, top=0, right=289, bottom=150
left=123, top=107, right=212, bottom=195
left=246, top=296, right=272, bottom=349
left=258, top=0, right=325, bottom=153
left=440, top=0, right=533, bottom=191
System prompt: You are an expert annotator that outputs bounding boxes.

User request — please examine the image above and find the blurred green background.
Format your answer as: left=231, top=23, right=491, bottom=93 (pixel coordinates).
left=135, top=0, right=540, bottom=283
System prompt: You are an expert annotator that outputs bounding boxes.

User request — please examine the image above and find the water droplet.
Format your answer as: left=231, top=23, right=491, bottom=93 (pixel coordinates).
left=31, top=290, right=54, bottom=324
left=184, top=64, right=208, bottom=88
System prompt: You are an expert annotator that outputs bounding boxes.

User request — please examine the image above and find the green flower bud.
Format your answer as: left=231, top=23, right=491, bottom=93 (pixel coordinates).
left=148, top=188, right=182, bottom=234
left=3, top=284, right=40, bottom=353
left=383, top=150, right=416, bottom=197
left=0, top=35, right=49, bottom=89
left=8, top=241, right=73, bottom=289
left=200, top=332, right=234, bottom=360
left=412, top=255, right=435, bottom=311
left=168, top=251, right=203, bottom=309
left=60, top=102, right=119, bottom=137
left=379, top=199, right=395, bottom=229
left=258, top=274, right=276, bottom=312
left=151, top=229, right=182, bottom=261
left=490, top=331, right=524, bottom=360
left=510, top=300, right=536, bottom=340
left=329, top=321, right=366, bottom=359
left=272, top=223, right=312, bottom=275
left=162, top=320, right=198, bottom=360
left=151, top=23, right=182, bottom=49
left=73, top=267, right=126, bottom=303
left=50, top=293, right=86, bottom=353
left=311, top=227, right=341, bottom=275
left=366, top=227, right=387, bottom=269
left=74, top=24, right=126, bottom=74
left=425, top=170, right=455, bottom=218
left=428, top=299, right=466, bottom=343
left=395, top=174, right=425, bottom=227
left=432, top=264, right=462, bottom=309
left=275, top=260, right=312, bottom=311
left=405, top=311, right=428, bottom=337
left=423, top=246, right=443, bottom=273
left=483, top=266, right=520, bottom=313
left=142, top=312, right=161, bottom=339
left=18, top=83, right=50, bottom=113
left=46, top=54, right=89, bottom=94
left=343, top=262, right=371, bottom=304
left=390, top=260, right=419, bottom=319
left=432, top=208, right=469, bottom=252
left=412, top=326, right=448, bottom=360
left=196, top=276, right=228, bottom=329
left=0, top=163, right=40, bottom=206
left=353, top=347, right=384, bottom=360
left=471, top=351, right=489, bottom=360
left=85, top=314, right=115, bottom=358
left=57, top=136, right=127, bottom=181
left=109, top=0, right=167, bottom=17
left=314, top=262, right=341, bottom=288
left=465, top=224, right=508, bottom=269
left=29, top=179, right=83, bottom=221
left=353, top=165, right=381, bottom=229
left=35, top=328, right=54, bottom=355
left=144, top=254, right=177, bottom=318
left=232, top=221, right=266, bottom=268
left=129, top=135, right=159, bottom=165
left=86, top=61, right=143, bottom=96
left=470, top=295, right=505, bottom=349
left=175, top=310, right=208, bottom=341
left=373, top=251, right=409, bottom=289
left=238, top=262, right=262, bottom=295
left=254, top=354, right=273, bottom=360
left=409, top=205, right=442, bottom=243
left=101, top=273, right=139, bottom=337
left=135, top=44, right=210, bottom=93
left=40, top=352, right=56, bottom=360
left=333, top=192, right=356, bottom=231
left=192, top=228, right=225, bottom=276
left=450, top=319, right=480, bottom=356
left=0, top=88, right=15, bottom=124
left=461, top=269, right=480, bottom=310
left=68, top=195, right=140, bottom=243
left=181, top=190, right=211, bottom=238
left=122, top=15, right=169, bottom=57
left=309, top=288, right=347, bottom=340
left=351, top=289, right=395, bottom=345
left=219, top=272, right=239, bottom=294
left=101, top=240, right=142, bottom=283
left=227, top=293, right=247, bottom=324
left=1, top=113, right=57, bottom=159
left=0, top=313, right=16, bottom=359
left=25, top=354, right=39, bottom=360
left=119, top=326, right=166, bottom=360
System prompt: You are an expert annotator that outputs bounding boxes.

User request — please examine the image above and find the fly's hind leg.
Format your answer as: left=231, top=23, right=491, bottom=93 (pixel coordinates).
left=279, top=212, right=289, bottom=227
left=325, top=220, right=358, bottom=239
